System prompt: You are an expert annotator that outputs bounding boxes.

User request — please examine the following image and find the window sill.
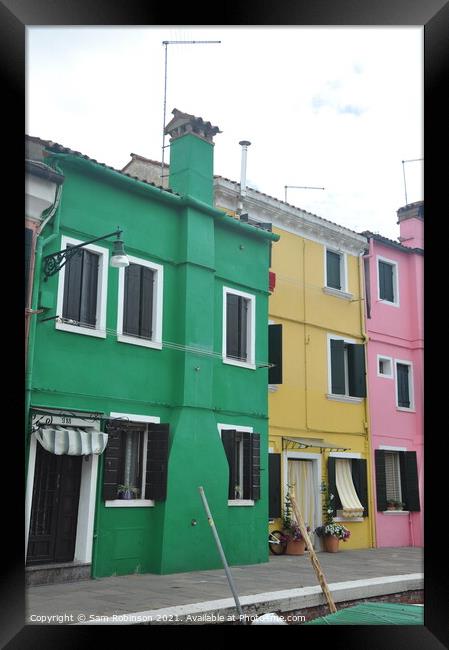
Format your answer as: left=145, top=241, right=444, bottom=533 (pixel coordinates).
left=268, top=385, right=279, bottom=392
left=326, top=393, right=363, bottom=404
left=378, top=299, right=400, bottom=308
left=228, top=500, right=254, bottom=507
left=333, top=517, right=364, bottom=523
left=396, top=407, right=416, bottom=413
left=55, top=321, right=106, bottom=338
left=223, top=357, right=256, bottom=371
left=105, top=499, right=155, bottom=508
left=322, top=287, right=353, bottom=301
left=382, top=510, right=410, bottom=515
left=117, top=334, right=162, bottom=350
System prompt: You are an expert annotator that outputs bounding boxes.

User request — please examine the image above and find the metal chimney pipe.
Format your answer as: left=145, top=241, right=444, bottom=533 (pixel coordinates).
left=238, top=140, right=251, bottom=214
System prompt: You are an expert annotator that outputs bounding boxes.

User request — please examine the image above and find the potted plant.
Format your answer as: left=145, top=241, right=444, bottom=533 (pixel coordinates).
left=314, top=481, right=351, bottom=552
left=281, top=489, right=311, bottom=555
left=117, top=484, right=140, bottom=500
left=394, top=500, right=405, bottom=511
left=386, top=499, right=397, bottom=511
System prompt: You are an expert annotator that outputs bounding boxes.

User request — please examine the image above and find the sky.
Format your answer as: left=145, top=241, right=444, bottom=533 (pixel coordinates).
left=26, top=26, right=423, bottom=241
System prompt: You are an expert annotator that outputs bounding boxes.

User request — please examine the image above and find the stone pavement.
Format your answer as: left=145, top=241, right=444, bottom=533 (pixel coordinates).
left=26, top=547, right=423, bottom=624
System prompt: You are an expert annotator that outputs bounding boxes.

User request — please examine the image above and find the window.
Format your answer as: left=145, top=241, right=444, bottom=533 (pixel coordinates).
left=103, top=418, right=169, bottom=505
left=56, top=236, right=108, bottom=338
left=395, top=360, right=414, bottom=410
left=117, top=256, right=163, bottom=349
left=328, top=336, right=366, bottom=399
left=328, top=456, right=368, bottom=519
left=326, top=249, right=344, bottom=290
left=375, top=449, right=420, bottom=512
left=220, top=427, right=260, bottom=504
left=378, top=257, right=399, bottom=305
left=377, top=355, right=393, bottom=378
left=223, top=287, right=255, bottom=369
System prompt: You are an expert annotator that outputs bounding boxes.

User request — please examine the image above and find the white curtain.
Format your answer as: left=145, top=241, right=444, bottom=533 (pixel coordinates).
left=288, top=459, right=316, bottom=532
left=335, top=458, right=364, bottom=518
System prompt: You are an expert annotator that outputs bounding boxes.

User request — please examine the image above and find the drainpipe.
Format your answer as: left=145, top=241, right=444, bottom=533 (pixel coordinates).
left=357, top=248, right=377, bottom=549
left=25, top=162, right=63, bottom=469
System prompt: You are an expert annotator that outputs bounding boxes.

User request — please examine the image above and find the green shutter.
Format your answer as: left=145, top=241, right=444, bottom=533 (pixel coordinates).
left=379, top=261, right=394, bottom=302
left=397, top=364, right=410, bottom=408
left=351, top=459, right=369, bottom=516
left=330, top=339, right=345, bottom=395
left=327, top=457, right=340, bottom=515
left=326, top=250, right=341, bottom=290
left=399, top=451, right=420, bottom=512
left=268, top=324, right=283, bottom=384
left=375, top=450, right=387, bottom=511
left=348, top=343, right=367, bottom=398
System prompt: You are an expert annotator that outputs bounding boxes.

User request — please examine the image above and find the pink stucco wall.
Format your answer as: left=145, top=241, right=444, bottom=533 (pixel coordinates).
left=365, top=209, right=423, bottom=548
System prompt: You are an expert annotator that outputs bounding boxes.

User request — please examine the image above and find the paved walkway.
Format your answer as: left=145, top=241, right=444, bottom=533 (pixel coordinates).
left=26, top=547, right=423, bottom=624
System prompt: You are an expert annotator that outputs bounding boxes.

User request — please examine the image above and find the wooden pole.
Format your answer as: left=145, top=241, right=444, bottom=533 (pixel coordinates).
left=289, top=493, right=337, bottom=614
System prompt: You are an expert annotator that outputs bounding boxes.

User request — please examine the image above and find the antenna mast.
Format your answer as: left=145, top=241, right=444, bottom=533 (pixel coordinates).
left=401, top=158, right=423, bottom=205
left=284, top=185, right=325, bottom=203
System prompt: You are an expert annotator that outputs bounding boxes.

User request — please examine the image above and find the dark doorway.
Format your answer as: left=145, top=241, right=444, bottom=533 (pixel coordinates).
left=27, top=443, right=82, bottom=565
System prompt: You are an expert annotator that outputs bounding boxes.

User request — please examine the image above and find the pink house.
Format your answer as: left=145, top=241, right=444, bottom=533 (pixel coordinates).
left=362, top=201, right=424, bottom=548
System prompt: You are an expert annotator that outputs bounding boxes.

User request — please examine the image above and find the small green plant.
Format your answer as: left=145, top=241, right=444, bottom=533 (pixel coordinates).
left=117, top=485, right=140, bottom=499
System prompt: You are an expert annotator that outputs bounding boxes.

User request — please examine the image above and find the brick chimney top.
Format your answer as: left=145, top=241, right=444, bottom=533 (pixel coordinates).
left=397, top=200, right=424, bottom=224
left=164, top=108, right=222, bottom=144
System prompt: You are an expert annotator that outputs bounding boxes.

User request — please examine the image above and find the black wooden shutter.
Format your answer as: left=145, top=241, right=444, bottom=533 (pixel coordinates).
left=397, top=364, right=410, bottom=408
left=80, top=250, right=98, bottom=327
left=140, top=267, right=154, bottom=339
left=123, top=263, right=141, bottom=337
left=348, top=344, right=367, bottom=398
left=242, top=432, right=252, bottom=499
left=62, top=246, right=83, bottom=321
left=327, top=457, right=340, bottom=515
left=400, top=451, right=420, bottom=511
left=268, top=453, right=281, bottom=518
left=330, top=339, right=345, bottom=395
left=238, top=297, right=248, bottom=361
left=351, top=459, right=369, bottom=516
left=221, top=429, right=237, bottom=499
left=103, top=422, right=124, bottom=500
left=268, top=324, right=283, bottom=384
left=374, top=449, right=387, bottom=511
left=226, top=294, right=239, bottom=359
left=250, top=433, right=261, bottom=501
left=25, top=227, right=33, bottom=307
left=146, top=424, right=169, bottom=501
left=326, top=250, right=341, bottom=289
left=379, top=261, right=394, bottom=302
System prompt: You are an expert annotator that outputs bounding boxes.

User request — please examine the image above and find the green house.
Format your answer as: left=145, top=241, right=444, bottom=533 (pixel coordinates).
left=25, top=109, right=279, bottom=581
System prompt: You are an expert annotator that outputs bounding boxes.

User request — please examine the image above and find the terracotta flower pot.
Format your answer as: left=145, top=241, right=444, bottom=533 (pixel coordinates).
left=323, top=534, right=339, bottom=553
left=286, top=539, right=306, bottom=555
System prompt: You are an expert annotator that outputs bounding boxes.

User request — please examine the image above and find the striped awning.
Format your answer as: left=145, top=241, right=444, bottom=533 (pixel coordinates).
left=335, top=458, right=364, bottom=518
left=34, top=426, right=108, bottom=456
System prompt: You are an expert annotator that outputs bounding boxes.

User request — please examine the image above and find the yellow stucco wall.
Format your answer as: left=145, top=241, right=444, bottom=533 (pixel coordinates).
left=269, top=227, right=375, bottom=550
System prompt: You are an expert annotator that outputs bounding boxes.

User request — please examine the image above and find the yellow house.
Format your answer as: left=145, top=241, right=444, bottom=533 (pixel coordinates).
left=215, top=177, right=375, bottom=551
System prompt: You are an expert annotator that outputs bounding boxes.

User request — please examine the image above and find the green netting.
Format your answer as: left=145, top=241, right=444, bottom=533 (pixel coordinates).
left=305, top=602, right=424, bottom=625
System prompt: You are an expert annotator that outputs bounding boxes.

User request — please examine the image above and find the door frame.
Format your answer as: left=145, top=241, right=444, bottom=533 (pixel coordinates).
left=25, top=430, right=99, bottom=564
left=283, top=451, right=323, bottom=536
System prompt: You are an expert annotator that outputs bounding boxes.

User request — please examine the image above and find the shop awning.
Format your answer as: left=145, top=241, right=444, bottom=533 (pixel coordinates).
left=282, top=437, right=350, bottom=451
left=34, top=426, right=108, bottom=455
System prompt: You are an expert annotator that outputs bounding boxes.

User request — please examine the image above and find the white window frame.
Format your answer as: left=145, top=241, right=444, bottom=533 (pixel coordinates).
left=328, top=452, right=364, bottom=522
left=323, top=247, right=352, bottom=300
left=377, top=255, right=400, bottom=307
left=379, top=445, right=409, bottom=514
left=55, top=235, right=108, bottom=338
left=377, top=354, right=394, bottom=379
left=222, top=287, right=256, bottom=370
left=394, top=359, right=415, bottom=411
left=117, top=255, right=164, bottom=349
left=217, top=423, right=254, bottom=506
left=105, top=412, right=160, bottom=508
left=326, top=333, right=363, bottom=403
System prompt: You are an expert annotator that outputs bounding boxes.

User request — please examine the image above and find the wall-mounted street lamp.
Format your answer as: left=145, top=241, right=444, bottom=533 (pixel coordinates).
left=42, top=228, right=129, bottom=280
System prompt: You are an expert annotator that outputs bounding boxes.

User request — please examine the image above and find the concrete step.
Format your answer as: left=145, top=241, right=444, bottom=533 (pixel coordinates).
left=26, top=562, right=91, bottom=586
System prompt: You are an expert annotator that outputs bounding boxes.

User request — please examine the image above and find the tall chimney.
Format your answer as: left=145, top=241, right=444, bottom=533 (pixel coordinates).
left=397, top=200, right=424, bottom=250
left=238, top=140, right=251, bottom=215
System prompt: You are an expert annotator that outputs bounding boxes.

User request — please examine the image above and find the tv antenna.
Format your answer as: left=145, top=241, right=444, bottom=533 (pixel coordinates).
left=401, top=158, right=423, bottom=205
left=161, top=40, right=221, bottom=184
left=284, top=185, right=325, bottom=203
